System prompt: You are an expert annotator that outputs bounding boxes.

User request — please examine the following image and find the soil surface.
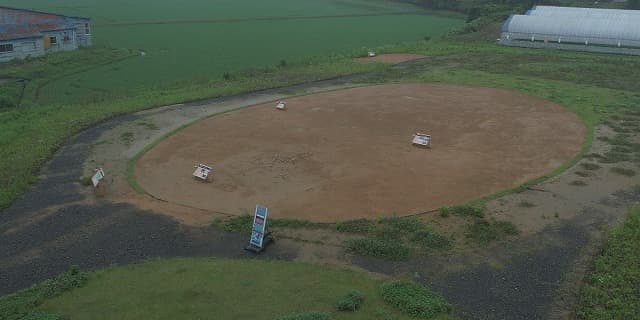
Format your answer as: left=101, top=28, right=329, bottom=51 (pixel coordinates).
left=354, top=53, right=427, bottom=64
left=136, top=84, right=585, bottom=222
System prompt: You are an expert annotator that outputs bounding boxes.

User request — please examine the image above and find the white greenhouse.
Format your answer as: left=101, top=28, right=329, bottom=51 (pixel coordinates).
left=500, top=6, right=640, bottom=55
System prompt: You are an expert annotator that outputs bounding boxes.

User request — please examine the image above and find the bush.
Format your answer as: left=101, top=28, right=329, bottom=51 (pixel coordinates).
left=336, top=290, right=364, bottom=311
left=380, top=281, right=451, bottom=319
left=275, top=312, right=330, bottom=320
left=439, top=207, right=450, bottom=218
left=336, top=219, right=374, bottom=234
left=345, top=238, right=411, bottom=260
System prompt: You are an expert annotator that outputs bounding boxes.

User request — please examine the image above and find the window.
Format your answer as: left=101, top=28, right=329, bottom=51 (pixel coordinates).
left=50, top=36, right=57, bottom=44
left=85, top=23, right=90, bottom=35
left=0, top=44, right=13, bottom=53
left=63, top=33, right=71, bottom=42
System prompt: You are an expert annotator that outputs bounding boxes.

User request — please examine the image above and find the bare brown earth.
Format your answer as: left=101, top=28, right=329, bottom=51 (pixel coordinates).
left=135, top=84, right=586, bottom=222
left=354, top=53, right=427, bottom=64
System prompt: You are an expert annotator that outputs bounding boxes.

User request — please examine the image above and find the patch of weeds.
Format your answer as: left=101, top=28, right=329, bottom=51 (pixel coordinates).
left=449, top=204, right=485, bottom=218
left=78, top=176, right=92, bottom=186
left=517, top=201, right=536, bottom=208
left=211, top=214, right=253, bottom=234
left=336, top=290, right=364, bottom=311
left=574, top=171, right=594, bottom=178
left=380, top=281, right=451, bottom=319
left=119, top=131, right=134, bottom=145
left=609, top=134, right=631, bottom=146
left=439, top=207, right=450, bottom=217
left=378, top=216, right=424, bottom=234
left=344, top=238, right=411, bottom=260
left=410, top=230, right=452, bottom=251
left=611, top=145, right=632, bottom=153
left=610, top=167, right=636, bottom=177
left=465, top=220, right=520, bottom=245
left=599, top=151, right=632, bottom=164
left=275, top=312, right=330, bottom=320
left=0, top=266, right=87, bottom=320
left=570, top=180, right=588, bottom=186
left=336, top=219, right=374, bottom=234
left=576, top=207, right=640, bottom=320
left=270, top=218, right=326, bottom=229
left=136, top=120, right=158, bottom=130
left=584, top=153, right=604, bottom=160
left=580, top=163, right=601, bottom=170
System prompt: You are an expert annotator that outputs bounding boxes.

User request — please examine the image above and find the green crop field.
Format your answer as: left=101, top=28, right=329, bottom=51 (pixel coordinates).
left=0, top=0, right=462, bottom=105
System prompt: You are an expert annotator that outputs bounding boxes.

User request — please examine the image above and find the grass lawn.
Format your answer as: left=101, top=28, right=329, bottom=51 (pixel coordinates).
left=0, top=0, right=462, bottom=105
left=577, top=205, right=640, bottom=319
left=37, top=258, right=450, bottom=320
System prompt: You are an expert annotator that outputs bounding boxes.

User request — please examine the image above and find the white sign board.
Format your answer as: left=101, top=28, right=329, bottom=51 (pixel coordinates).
left=91, top=168, right=105, bottom=187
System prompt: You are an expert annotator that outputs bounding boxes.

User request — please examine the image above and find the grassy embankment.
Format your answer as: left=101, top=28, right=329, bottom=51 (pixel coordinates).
left=576, top=205, right=640, bottom=320
left=1, top=259, right=453, bottom=320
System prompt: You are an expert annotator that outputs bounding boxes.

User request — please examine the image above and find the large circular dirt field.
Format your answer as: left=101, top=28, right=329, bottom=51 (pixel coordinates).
left=135, top=84, right=585, bottom=222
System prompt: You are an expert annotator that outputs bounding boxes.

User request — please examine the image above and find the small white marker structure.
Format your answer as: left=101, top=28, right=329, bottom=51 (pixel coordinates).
left=368, top=51, right=376, bottom=57
left=91, top=168, right=105, bottom=188
left=193, top=163, right=213, bottom=182
left=412, top=133, right=431, bottom=148
left=276, top=101, right=286, bottom=110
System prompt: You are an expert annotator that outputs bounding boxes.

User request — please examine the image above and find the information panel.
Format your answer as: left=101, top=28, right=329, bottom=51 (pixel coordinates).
left=249, top=205, right=269, bottom=248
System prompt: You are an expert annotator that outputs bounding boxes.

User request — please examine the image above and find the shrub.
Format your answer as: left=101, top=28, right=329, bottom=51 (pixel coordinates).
left=344, top=238, right=411, bottom=260
left=336, top=219, right=374, bottom=234
left=439, top=207, right=450, bottom=218
left=78, top=176, right=92, bottom=186
left=275, top=312, right=330, bottom=320
left=336, top=290, right=364, bottom=311
left=380, top=281, right=451, bottom=319
left=410, top=230, right=452, bottom=251
left=449, top=205, right=485, bottom=218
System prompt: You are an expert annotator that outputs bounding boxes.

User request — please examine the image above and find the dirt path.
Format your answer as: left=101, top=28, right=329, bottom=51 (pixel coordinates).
left=136, top=84, right=585, bottom=222
left=354, top=53, right=427, bottom=64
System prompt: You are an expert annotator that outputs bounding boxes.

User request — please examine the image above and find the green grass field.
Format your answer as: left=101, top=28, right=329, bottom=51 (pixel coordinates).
left=33, top=259, right=450, bottom=320
left=0, top=0, right=462, bottom=105
left=577, top=205, right=640, bottom=320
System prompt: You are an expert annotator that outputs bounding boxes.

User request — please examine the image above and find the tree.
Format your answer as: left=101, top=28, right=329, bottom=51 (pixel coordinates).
left=629, top=0, right=640, bottom=10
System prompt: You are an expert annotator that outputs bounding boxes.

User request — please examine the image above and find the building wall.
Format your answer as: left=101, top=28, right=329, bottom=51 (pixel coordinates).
left=42, top=29, right=78, bottom=53
left=0, top=37, right=45, bottom=62
left=70, top=19, right=91, bottom=47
